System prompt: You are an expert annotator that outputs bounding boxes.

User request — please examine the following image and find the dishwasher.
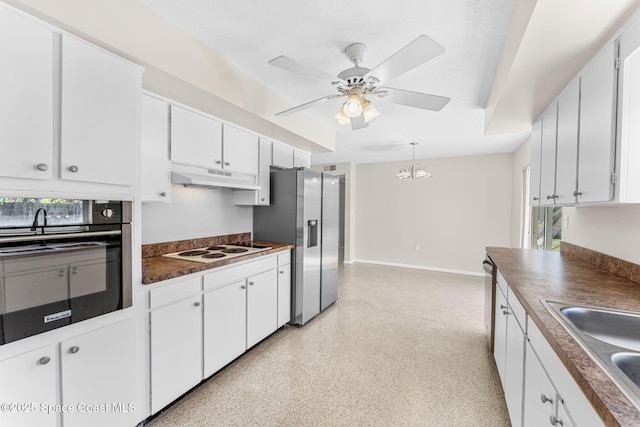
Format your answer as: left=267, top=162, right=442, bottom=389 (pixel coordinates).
left=483, top=256, right=497, bottom=352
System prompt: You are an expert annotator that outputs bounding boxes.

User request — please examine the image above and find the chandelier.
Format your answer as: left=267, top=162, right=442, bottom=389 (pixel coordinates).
left=395, top=142, right=432, bottom=180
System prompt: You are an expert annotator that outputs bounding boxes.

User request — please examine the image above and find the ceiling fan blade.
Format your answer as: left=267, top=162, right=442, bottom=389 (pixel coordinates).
left=364, top=35, right=445, bottom=86
left=375, top=87, right=450, bottom=111
left=275, top=94, right=344, bottom=117
left=268, top=55, right=343, bottom=83
left=350, top=114, right=369, bottom=130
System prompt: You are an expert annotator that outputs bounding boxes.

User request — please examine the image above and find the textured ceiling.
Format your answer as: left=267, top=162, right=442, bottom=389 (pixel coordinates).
left=141, top=0, right=636, bottom=165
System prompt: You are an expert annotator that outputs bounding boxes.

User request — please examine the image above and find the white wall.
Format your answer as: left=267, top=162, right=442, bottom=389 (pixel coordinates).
left=141, top=185, right=252, bottom=244
left=510, top=137, right=531, bottom=248
left=354, top=153, right=513, bottom=274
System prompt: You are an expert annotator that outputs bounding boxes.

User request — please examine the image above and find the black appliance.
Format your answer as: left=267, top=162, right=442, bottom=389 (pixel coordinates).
left=0, top=199, right=132, bottom=345
left=483, top=256, right=497, bottom=352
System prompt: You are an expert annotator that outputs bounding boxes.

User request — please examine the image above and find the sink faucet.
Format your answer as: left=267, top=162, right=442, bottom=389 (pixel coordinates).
left=31, top=208, right=47, bottom=234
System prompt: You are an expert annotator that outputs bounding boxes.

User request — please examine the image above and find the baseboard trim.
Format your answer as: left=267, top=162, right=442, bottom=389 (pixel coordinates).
left=352, top=259, right=483, bottom=277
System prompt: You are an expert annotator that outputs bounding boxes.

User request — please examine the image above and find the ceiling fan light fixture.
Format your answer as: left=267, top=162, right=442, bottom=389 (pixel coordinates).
left=342, top=94, right=363, bottom=118
left=362, top=100, right=380, bottom=123
left=334, top=109, right=350, bottom=126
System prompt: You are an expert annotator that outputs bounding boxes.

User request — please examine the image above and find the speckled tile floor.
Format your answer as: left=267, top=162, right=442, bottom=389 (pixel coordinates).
left=146, top=263, right=510, bottom=427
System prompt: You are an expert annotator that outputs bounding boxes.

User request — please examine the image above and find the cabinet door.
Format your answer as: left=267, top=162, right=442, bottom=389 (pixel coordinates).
left=617, top=21, right=640, bottom=203
left=493, top=288, right=508, bottom=387
left=203, top=280, right=246, bottom=377
left=555, top=79, right=580, bottom=205
left=293, top=150, right=311, bottom=168
left=151, top=296, right=202, bottom=413
left=523, top=342, right=555, bottom=427
left=223, top=124, right=259, bottom=175
left=540, top=102, right=558, bottom=205
left=577, top=43, right=616, bottom=202
left=61, top=318, right=137, bottom=427
left=504, top=310, right=525, bottom=427
left=272, top=142, right=293, bottom=168
left=0, top=6, right=53, bottom=180
left=247, top=269, right=278, bottom=348
left=60, top=35, right=139, bottom=186
left=170, top=105, right=223, bottom=169
left=233, top=137, right=271, bottom=206
left=556, top=399, right=576, bottom=427
left=529, top=119, right=543, bottom=205
left=277, top=264, right=291, bottom=327
left=141, top=94, right=171, bottom=202
left=0, top=345, right=57, bottom=427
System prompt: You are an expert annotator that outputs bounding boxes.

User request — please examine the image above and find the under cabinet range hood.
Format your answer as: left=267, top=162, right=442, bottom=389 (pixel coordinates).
left=171, top=163, right=259, bottom=190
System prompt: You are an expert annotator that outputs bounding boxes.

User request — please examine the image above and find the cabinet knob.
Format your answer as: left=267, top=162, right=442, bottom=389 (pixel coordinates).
left=224, top=162, right=231, bottom=166
left=499, top=304, right=507, bottom=310
left=59, top=269, right=65, bottom=278
left=533, top=197, right=539, bottom=201
left=160, top=192, right=167, bottom=197
left=546, top=194, right=558, bottom=200
left=240, top=285, right=246, bottom=290
left=215, top=160, right=222, bottom=165
left=36, top=163, right=48, bottom=171
left=502, top=309, right=510, bottom=315
left=68, top=346, right=80, bottom=354
left=194, top=301, right=201, bottom=307
left=68, top=165, right=79, bottom=173
left=550, top=415, right=563, bottom=426
left=260, top=198, right=266, bottom=202
left=540, top=393, right=553, bottom=404
left=573, top=190, right=582, bottom=197
left=38, top=356, right=51, bottom=365
left=249, top=281, right=255, bottom=286
left=279, top=270, right=285, bottom=274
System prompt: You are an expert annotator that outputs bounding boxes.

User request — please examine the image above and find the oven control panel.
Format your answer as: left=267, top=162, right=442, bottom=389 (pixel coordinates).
left=91, top=201, right=123, bottom=224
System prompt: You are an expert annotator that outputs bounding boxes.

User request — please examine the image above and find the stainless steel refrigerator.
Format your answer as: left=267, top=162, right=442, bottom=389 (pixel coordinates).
left=253, top=168, right=339, bottom=326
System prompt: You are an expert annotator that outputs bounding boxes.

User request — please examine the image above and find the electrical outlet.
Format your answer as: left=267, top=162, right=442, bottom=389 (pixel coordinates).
left=415, top=244, right=421, bottom=251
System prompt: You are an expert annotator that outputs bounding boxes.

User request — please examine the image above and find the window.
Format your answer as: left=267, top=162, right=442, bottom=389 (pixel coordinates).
left=530, top=205, right=562, bottom=251
left=0, top=198, right=85, bottom=228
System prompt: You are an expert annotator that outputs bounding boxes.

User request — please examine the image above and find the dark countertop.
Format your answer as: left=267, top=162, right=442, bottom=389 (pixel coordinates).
left=142, top=241, right=294, bottom=285
left=486, top=247, right=640, bottom=427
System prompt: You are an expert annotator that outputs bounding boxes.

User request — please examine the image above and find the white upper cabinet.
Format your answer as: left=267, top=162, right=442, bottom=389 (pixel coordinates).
left=234, top=137, right=272, bottom=206
left=577, top=43, right=616, bottom=203
left=617, top=15, right=640, bottom=203
left=222, top=124, right=259, bottom=176
left=555, top=78, right=580, bottom=205
left=529, top=119, right=543, bottom=205
left=539, top=102, right=558, bottom=205
left=293, top=149, right=311, bottom=168
left=272, top=141, right=294, bottom=168
left=141, top=94, right=171, bottom=202
left=0, top=6, right=53, bottom=180
left=60, top=35, right=140, bottom=186
left=170, top=104, right=223, bottom=169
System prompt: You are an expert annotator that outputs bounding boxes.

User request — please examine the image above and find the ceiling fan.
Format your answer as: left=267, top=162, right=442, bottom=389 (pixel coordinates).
left=269, top=35, right=451, bottom=130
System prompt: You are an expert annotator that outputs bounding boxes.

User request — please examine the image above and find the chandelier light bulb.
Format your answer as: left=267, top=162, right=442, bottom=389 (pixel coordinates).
left=342, top=95, right=363, bottom=118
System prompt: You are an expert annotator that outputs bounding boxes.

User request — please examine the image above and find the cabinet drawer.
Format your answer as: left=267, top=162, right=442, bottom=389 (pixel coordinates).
left=150, top=277, right=201, bottom=309
left=277, top=250, right=291, bottom=266
left=507, top=286, right=527, bottom=332
left=203, top=256, right=277, bottom=292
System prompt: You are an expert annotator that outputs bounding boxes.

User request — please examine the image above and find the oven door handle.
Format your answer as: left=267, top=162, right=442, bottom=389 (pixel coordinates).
left=0, top=230, right=121, bottom=244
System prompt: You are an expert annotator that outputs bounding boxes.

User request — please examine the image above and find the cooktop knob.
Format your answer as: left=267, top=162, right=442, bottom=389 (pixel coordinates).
left=101, top=208, right=114, bottom=218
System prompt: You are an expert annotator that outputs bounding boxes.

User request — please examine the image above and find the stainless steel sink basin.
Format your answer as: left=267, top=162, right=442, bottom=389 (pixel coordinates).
left=544, top=301, right=640, bottom=411
left=560, top=306, right=640, bottom=352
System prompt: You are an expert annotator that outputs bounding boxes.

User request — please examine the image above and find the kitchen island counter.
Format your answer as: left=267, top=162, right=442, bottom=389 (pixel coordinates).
left=486, top=245, right=640, bottom=427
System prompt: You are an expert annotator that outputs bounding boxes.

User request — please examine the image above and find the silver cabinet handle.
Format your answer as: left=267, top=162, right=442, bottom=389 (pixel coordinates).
left=160, top=192, right=167, bottom=197
left=36, top=163, right=48, bottom=171
left=68, top=165, right=79, bottom=173
left=249, top=281, right=254, bottom=286
left=502, top=309, right=510, bottom=315
left=540, top=393, right=553, bottom=404
left=224, top=162, right=231, bottom=166
left=533, top=197, right=539, bottom=201
left=550, top=415, right=563, bottom=426
left=499, top=304, right=507, bottom=310
left=215, top=160, right=222, bottom=165
left=38, top=356, right=51, bottom=365
left=240, top=285, right=246, bottom=289
left=260, top=198, right=266, bottom=202
left=573, top=190, right=582, bottom=197
left=68, top=346, right=80, bottom=354
left=546, top=194, right=558, bottom=200
left=71, top=267, right=77, bottom=275
left=58, top=269, right=65, bottom=278
left=279, top=270, right=285, bottom=275
left=194, top=301, right=201, bottom=307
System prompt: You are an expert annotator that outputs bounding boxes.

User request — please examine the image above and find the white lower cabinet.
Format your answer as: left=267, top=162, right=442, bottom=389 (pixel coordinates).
left=246, top=269, right=278, bottom=348
left=523, top=342, right=559, bottom=427
left=0, top=345, right=57, bottom=427
left=0, top=318, right=137, bottom=427
left=203, top=280, right=246, bottom=377
left=150, top=278, right=202, bottom=414
left=277, top=251, right=292, bottom=327
left=61, top=318, right=137, bottom=427
left=493, top=287, right=508, bottom=386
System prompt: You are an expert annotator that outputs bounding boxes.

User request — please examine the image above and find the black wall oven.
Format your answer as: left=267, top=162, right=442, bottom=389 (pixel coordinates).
left=0, top=199, right=132, bottom=345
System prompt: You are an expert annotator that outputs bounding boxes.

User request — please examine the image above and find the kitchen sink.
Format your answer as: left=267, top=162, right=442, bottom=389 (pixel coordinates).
left=543, top=301, right=640, bottom=411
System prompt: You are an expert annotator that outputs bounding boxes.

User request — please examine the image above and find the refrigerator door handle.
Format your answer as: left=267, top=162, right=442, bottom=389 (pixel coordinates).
left=307, top=220, right=319, bottom=248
